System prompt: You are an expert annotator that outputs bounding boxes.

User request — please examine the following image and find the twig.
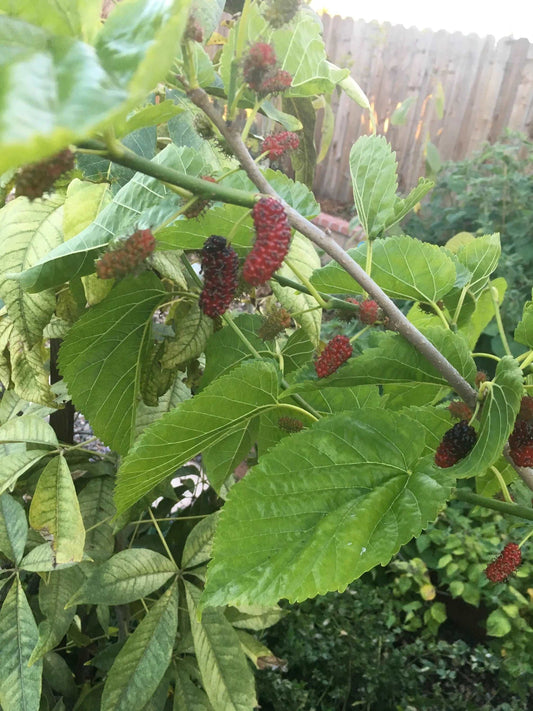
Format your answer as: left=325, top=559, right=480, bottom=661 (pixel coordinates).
left=188, top=87, right=478, bottom=409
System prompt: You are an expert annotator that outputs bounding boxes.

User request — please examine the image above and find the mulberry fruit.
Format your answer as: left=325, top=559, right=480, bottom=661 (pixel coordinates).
left=358, top=299, right=380, bottom=325
left=475, top=371, right=487, bottom=387
left=278, top=416, right=304, bottom=433
left=96, top=229, right=156, bottom=279
left=447, top=401, right=473, bottom=421
left=258, top=69, right=292, bottom=96
left=263, top=0, right=301, bottom=27
left=199, top=235, right=239, bottom=318
left=262, top=131, right=300, bottom=160
left=518, top=395, right=533, bottom=421
left=243, top=43, right=277, bottom=91
left=434, top=420, right=477, bottom=468
left=15, top=149, right=75, bottom=199
left=314, top=335, right=353, bottom=378
left=242, top=197, right=291, bottom=286
left=485, top=542, right=522, bottom=583
left=184, top=176, right=216, bottom=219
left=258, top=307, right=291, bottom=340
left=508, top=419, right=533, bottom=467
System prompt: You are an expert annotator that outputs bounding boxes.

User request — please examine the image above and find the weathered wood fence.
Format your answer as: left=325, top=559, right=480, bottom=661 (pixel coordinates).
left=315, top=14, right=533, bottom=201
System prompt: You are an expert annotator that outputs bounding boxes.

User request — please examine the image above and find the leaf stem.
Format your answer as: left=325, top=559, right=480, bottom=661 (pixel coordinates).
left=472, top=352, right=501, bottom=362
left=452, top=285, right=468, bottom=325
left=490, top=286, right=512, bottom=357
left=285, top=258, right=330, bottom=309
left=489, top=466, right=513, bottom=504
left=148, top=508, right=178, bottom=568
left=350, top=325, right=371, bottom=344
left=519, top=528, right=533, bottom=548
left=278, top=403, right=319, bottom=423
left=430, top=301, right=451, bottom=330
left=453, top=488, right=533, bottom=522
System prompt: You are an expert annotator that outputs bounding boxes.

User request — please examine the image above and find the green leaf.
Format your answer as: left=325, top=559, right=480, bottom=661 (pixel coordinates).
left=19, top=542, right=85, bottom=573
left=9, top=330, right=55, bottom=405
left=0, top=0, right=102, bottom=41
left=203, top=418, right=258, bottom=493
left=271, top=233, right=321, bottom=346
left=452, top=356, right=523, bottom=478
left=68, top=549, right=178, bottom=606
left=42, top=651, right=77, bottom=702
left=0, top=493, right=28, bottom=563
left=173, top=661, right=213, bottom=711
left=58, top=272, right=166, bottom=454
left=101, top=582, right=179, bottom=711
left=312, top=94, right=335, bottom=164
left=225, top=605, right=286, bottom=631
left=287, top=328, right=476, bottom=391
left=0, top=414, right=57, bottom=447
left=300, top=385, right=383, bottom=414
left=29, top=454, right=86, bottom=565
left=29, top=567, right=84, bottom=665
left=200, top=314, right=270, bottom=389
left=282, top=97, right=316, bottom=188
left=162, top=302, right=214, bottom=369
left=515, top=290, right=533, bottom=348
left=455, top=233, right=501, bottom=296
left=181, top=513, right=218, bottom=569
left=0, top=390, right=55, bottom=426
left=185, top=582, right=257, bottom=711
left=0, top=1, right=190, bottom=173
left=393, top=177, right=434, bottom=224
left=0, top=450, right=49, bottom=498
left=280, top=328, right=314, bottom=375
left=63, top=179, right=110, bottom=241
left=135, top=375, right=191, bottom=439
left=261, top=100, right=302, bottom=132
left=0, top=579, right=42, bottom=711
left=115, top=100, right=184, bottom=138
left=310, top=235, right=456, bottom=303
left=390, top=96, right=417, bottom=126
left=202, top=410, right=455, bottom=607
left=115, top=360, right=280, bottom=514
left=486, top=609, right=512, bottom=637
left=0, top=195, right=64, bottom=346
left=78, top=476, right=116, bottom=563
left=338, top=74, right=371, bottom=109
left=463, top=277, right=506, bottom=348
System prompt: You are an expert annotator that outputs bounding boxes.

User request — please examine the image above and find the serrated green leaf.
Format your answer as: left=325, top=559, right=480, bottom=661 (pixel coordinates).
left=515, top=290, right=533, bottom=348
left=286, top=328, right=476, bottom=392
left=225, top=605, right=287, bottom=631
left=15, top=145, right=200, bottom=292
left=0, top=195, right=64, bottom=346
left=115, top=360, right=280, bottom=513
left=162, top=302, right=214, bottom=369
left=280, top=328, right=314, bottom=375
left=201, top=410, right=454, bottom=607
left=300, top=384, right=383, bottom=414
left=173, top=661, right=214, bottom=711
left=462, top=277, right=506, bottom=348
left=182, top=513, right=218, bottom=569
left=29, top=454, right=86, bottom=565
left=78, top=476, right=116, bottom=563
left=0, top=450, right=49, bottom=498
left=101, top=582, right=178, bottom=711
left=116, top=100, right=184, bottom=138
left=135, top=375, right=191, bottom=439
left=147, top=250, right=187, bottom=290
left=393, top=177, right=434, bottom=224
left=58, top=272, right=166, bottom=454
left=310, top=235, right=456, bottom=303
left=68, top=549, right=177, bottom=606
left=0, top=493, right=28, bottom=563
left=0, top=1, right=190, bottom=173
left=0, top=414, right=57, bottom=447
left=271, top=233, right=321, bottom=346
left=451, top=356, right=523, bottom=478
left=486, top=609, right=512, bottom=636
left=63, top=179, right=110, bottom=241
left=29, top=566, right=84, bottom=665
left=0, top=578, right=42, bottom=711
left=0, top=0, right=101, bottom=41
left=200, top=315, right=270, bottom=389
left=203, top=418, right=258, bottom=493
left=185, top=582, right=257, bottom=711
left=455, top=233, right=501, bottom=296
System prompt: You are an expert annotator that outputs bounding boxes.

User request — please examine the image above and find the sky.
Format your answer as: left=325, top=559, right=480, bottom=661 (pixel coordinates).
left=309, top=0, right=533, bottom=41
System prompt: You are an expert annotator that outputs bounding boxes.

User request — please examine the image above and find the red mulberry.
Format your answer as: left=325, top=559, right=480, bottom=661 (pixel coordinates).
left=242, top=198, right=291, bottom=286
left=485, top=542, right=522, bottom=583
left=243, top=43, right=277, bottom=91
left=358, top=299, right=380, bottom=325
left=258, top=69, right=292, bottom=96
left=262, top=131, right=300, bottom=160
left=434, top=420, right=477, bottom=468
left=258, top=307, right=292, bottom=340
left=199, top=235, right=239, bottom=318
left=508, top=419, right=533, bottom=467
left=96, top=229, right=156, bottom=279
left=314, top=335, right=353, bottom=378
left=447, top=401, right=473, bottom=421
left=518, top=395, right=533, bottom=421
left=15, top=149, right=75, bottom=199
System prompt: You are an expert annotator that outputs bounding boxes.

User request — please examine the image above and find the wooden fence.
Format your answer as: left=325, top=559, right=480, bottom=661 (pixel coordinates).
left=315, top=14, right=533, bottom=202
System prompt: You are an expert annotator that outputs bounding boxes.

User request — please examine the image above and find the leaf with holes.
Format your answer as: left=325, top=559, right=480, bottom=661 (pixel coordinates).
left=201, top=409, right=455, bottom=607
left=115, top=360, right=280, bottom=514
left=58, top=272, right=167, bottom=455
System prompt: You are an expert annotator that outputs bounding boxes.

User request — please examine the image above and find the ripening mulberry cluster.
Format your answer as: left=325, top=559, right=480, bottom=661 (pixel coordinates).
left=263, top=0, right=302, bottom=27
left=15, top=149, right=75, bottom=199
left=242, top=198, right=291, bottom=286
left=262, top=131, right=300, bottom=160
left=184, top=176, right=216, bottom=219
left=199, top=235, right=239, bottom=318
left=358, top=299, right=380, bottom=325
left=508, top=416, right=533, bottom=467
left=485, top=542, right=522, bottom=583
left=434, top=420, right=477, bottom=468
left=96, top=229, right=156, bottom=280
left=314, top=335, right=353, bottom=378
left=518, top=395, right=533, bottom=421
left=242, top=42, right=292, bottom=95
left=447, top=401, right=473, bottom=421
left=258, top=307, right=292, bottom=340
left=278, top=416, right=304, bottom=433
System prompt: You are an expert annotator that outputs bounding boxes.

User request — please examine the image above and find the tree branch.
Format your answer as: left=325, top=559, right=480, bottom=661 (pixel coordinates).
left=188, top=87, right=479, bottom=409
left=454, top=488, right=533, bottom=522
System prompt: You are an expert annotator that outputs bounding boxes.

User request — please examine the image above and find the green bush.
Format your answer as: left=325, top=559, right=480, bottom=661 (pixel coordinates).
left=256, top=498, right=533, bottom=710
left=404, top=132, right=533, bottom=336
